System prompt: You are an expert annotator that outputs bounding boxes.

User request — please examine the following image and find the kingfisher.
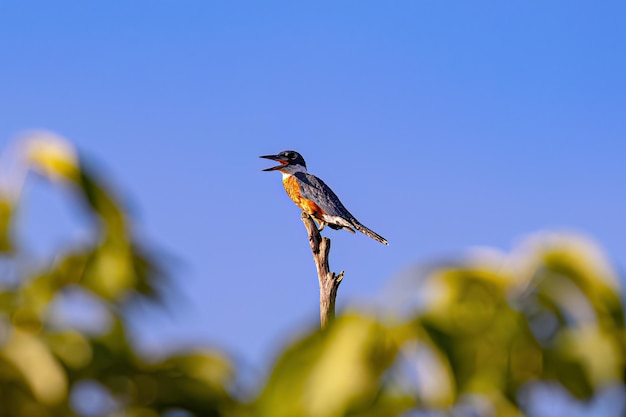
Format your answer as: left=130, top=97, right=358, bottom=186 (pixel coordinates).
left=260, top=150, right=388, bottom=245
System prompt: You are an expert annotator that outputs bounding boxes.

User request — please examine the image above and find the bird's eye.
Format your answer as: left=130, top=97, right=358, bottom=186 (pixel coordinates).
left=288, top=152, right=295, bottom=158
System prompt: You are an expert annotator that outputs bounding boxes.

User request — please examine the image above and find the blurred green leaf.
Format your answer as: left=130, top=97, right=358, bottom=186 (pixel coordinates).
left=45, top=331, right=93, bottom=370
left=23, top=133, right=79, bottom=183
left=1, top=329, right=68, bottom=405
left=0, top=198, right=12, bottom=253
left=256, top=314, right=404, bottom=417
left=77, top=167, right=127, bottom=240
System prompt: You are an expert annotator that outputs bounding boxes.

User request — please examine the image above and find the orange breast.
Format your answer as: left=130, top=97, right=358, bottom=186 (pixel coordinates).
left=283, top=176, right=326, bottom=219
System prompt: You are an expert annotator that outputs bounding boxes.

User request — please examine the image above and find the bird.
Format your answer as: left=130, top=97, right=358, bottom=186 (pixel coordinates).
left=260, top=150, right=388, bottom=245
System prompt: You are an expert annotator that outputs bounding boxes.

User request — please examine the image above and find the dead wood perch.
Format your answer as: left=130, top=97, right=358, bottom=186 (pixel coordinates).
left=300, top=212, right=344, bottom=329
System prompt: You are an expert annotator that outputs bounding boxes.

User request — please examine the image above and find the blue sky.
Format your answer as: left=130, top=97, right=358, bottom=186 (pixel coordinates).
left=1, top=1, right=625, bottom=373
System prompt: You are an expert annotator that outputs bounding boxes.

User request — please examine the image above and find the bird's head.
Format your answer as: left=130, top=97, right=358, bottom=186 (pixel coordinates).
left=260, top=150, right=307, bottom=173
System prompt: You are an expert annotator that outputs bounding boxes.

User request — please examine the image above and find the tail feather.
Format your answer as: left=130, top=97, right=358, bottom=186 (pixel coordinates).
left=353, top=223, right=388, bottom=245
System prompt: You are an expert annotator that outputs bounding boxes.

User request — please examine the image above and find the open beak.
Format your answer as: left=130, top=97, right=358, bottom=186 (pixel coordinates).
left=260, top=154, right=289, bottom=171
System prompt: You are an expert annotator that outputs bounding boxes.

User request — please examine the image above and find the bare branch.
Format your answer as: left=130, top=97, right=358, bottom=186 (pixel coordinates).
left=300, top=212, right=344, bottom=329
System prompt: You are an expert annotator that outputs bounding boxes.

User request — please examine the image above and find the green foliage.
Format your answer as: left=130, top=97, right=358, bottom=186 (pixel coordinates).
left=0, top=198, right=12, bottom=253
left=0, top=134, right=624, bottom=416
left=257, top=314, right=411, bottom=417
left=0, top=135, right=239, bottom=417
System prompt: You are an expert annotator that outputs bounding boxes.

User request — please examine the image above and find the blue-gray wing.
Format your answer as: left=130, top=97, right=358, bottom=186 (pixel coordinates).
left=294, top=172, right=355, bottom=220
left=295, top=172, right=389, bottom=245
